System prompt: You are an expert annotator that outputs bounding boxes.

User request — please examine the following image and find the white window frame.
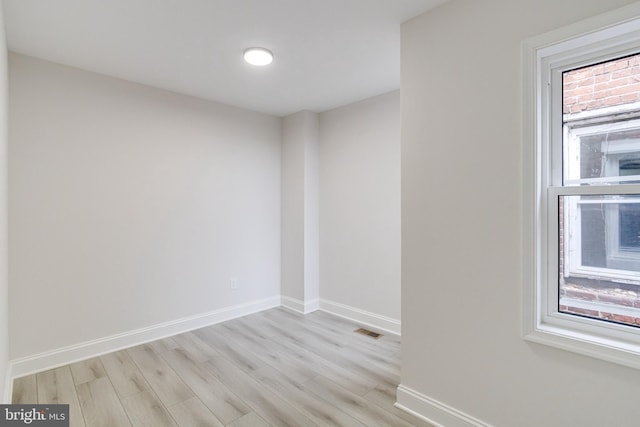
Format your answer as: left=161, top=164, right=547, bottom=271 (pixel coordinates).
left=523, top=3, right=640, bottom=369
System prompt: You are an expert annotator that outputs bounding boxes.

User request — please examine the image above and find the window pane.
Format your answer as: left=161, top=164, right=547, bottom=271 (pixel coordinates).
left=564, top=126, right=640, bottom=185
left=563, top=53, right=640, bottom=115
left=563, top=53, right=640, bottom=186
left=620, top=201, right=640, bottom=250
left=560, top=194, right=640, bottom=328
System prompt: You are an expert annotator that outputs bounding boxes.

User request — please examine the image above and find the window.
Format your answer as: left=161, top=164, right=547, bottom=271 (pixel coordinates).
left=523, top=4, right=640, bottom=369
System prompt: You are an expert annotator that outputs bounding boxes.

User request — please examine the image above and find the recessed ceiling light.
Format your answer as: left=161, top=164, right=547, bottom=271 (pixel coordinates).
left=243, top=47, right=273, bottom=66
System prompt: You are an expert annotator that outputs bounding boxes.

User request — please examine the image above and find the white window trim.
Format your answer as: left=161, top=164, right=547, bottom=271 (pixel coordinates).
left=523, top=3, right=640, bottom=370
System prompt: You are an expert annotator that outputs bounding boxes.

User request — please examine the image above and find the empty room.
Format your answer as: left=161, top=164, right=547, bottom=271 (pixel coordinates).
left=1, top=1, right=640, bottom=427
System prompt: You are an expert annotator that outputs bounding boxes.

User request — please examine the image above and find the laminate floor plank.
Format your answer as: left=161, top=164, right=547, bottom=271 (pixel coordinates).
left=267, top=317, right=398, bottom=393
left=100, top=350, right=150, bottom=399
left=266, top=307, right=307, bottom=323
left=257, top=308, right=398, bottom=364
left=213, top=322, right=277, bottom=359
left=303, top=375, right=415, bottom=427
left=343, top=332, right=401, bottom=360
left=298, top=312, right=398, bottom=361
left=303, top=309, right=380, bottom=338
left=267, top=310, right=347, bottom=353
left=121, top=390, right=177, bottom=427
left=347, top=345, right=400, bottom=377
left=252, top=324, right=378, bottom=396
left=11, top=375, right=37, bottom=404
left=227, top=411, right=271, bottom=427
left=256, top=311, right=334, bottom=351
left=11, top=308, right=434, bottom=427
left=260, top=309, right=320, bottom=338
left=363, top=383, right=434, bottom=427
left=267, top=313, right=380, bottom=366
left=234, top=315, right=274, bottom=340
left=146, top=336, right=180, bottom=354
left=277, top=318, right=401, bottom=391
left=252, top=365, right=366, bottom=427
left=76, top=377, right=131, bottom=427
left=69, top=357, right=107, bottom=385
left=171, top=332, right=218, bottom=363
left=250, top=311, right=305, bottom=342
left=291, top=309, right=401, bottom=363
left=204, top=356, right=319, bottom=427
left=192, top=326, right=265, bottom=373
left=311, top=310, right=401, bottom=352
left=127, top=344, right=194, bottom=407
left=36, top=366, right=86, bottom=427
left=160, top=348, right=251, bottom=424
left=259, top=348, right=320, bottom=385
left=166, top=396, right=224, bottom=427
left=338, top=346, right=401, bottom=386
left=213, top=324, right=317, bottom=385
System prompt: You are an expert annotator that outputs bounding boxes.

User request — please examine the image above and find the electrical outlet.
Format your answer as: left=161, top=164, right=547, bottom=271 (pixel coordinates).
left=229, top=277, right=239, bottom=290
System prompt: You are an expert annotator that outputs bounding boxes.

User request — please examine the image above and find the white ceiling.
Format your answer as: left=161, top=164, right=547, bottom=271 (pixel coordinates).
left=2, top=0, right=445, bottom=116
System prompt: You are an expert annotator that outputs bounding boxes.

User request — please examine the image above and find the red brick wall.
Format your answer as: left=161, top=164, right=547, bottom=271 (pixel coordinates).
left=563, top=53, right=640, bottom=114
left=560, top=282, right=640, bottom=327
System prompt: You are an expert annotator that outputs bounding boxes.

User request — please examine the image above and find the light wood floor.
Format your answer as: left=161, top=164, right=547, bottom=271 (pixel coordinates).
left=12, top=308, right=431, bottom=427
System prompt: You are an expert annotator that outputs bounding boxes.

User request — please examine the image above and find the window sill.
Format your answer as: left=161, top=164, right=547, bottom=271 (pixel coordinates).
left=524, top=322, right=640, bottom=369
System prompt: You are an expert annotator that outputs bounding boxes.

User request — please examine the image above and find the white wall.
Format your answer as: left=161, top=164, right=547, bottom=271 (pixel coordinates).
left=303, top=113, right=319, bottom=304
left=319, top=91, right=401, bottom=323
left=0, top=2, right=9, bottom=402
left=281, top=113, right=306, bottom=302
left=8, top=53, right=281, bottom=359
left=281, top=111, right=319, bottom=311
left=400, top=1, right=640, bottom=426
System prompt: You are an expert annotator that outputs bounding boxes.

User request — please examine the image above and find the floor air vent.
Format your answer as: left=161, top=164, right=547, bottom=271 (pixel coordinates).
left=354, top=328, right=382, bottom=339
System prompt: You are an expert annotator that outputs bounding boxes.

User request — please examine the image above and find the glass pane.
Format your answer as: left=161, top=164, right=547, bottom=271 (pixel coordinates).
left=563, top=53, right=640, bottom=186
left=620, top=201, right=640, bottom=250
left=559, top=194, right=640, bottom=328
left=563, top=53, right=640, bottom=116
left=564, top=126, right=640, bottom=185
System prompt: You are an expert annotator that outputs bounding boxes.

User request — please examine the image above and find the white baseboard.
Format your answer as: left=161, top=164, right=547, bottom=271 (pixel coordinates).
left=395, top=384, right=493, bottom=427
left=305, top=298, right=319, bottom=313
left=10, top=295, right=281, bottom=379
left=319, top=298, right=401, bottom=335
left=281, top=296, right=319, bottom=314
left=281, top=296, right=304, bottom=313
left=3, top=363, right=12, bottom=404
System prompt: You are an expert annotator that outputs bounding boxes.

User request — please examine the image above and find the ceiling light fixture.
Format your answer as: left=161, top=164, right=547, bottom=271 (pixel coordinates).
left=243, top=47, right=273, bottom=66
